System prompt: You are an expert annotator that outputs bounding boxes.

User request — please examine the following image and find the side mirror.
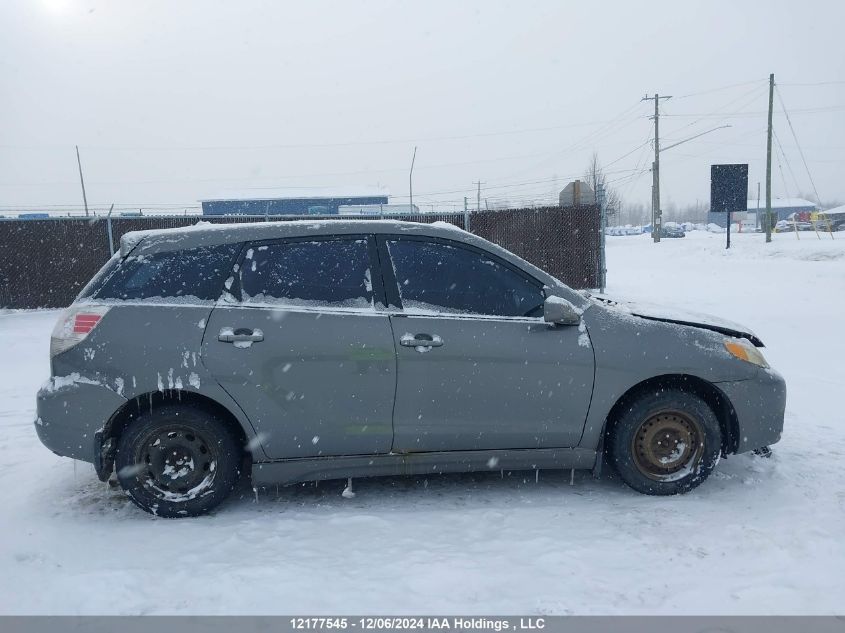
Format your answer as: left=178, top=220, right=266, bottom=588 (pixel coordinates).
left=544, top=295, right=581, bottom=326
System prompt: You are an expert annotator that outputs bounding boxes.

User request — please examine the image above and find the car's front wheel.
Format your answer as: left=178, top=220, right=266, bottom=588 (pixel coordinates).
left=607, top=389, right=722, bottom=495
left=115, top=404, right=243, bottom=517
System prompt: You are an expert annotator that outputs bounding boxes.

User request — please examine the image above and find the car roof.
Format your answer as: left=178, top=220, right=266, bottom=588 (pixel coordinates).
left=122, top=219, right=471, bottom=256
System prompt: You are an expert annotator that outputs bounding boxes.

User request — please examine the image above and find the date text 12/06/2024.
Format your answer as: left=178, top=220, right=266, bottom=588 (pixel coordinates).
left=289, top=618, right=546, bottom=631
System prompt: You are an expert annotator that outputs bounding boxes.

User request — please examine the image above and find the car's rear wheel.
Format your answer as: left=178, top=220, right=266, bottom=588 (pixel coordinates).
left=607, top=389, right=721, bottom=495
left=115, top=404, right=242, bottom=517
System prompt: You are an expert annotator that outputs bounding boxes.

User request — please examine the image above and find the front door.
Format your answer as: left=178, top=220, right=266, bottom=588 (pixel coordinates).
left=202, top=236, right=396, bottom=459
left=380, top=236, right=594, bottom=452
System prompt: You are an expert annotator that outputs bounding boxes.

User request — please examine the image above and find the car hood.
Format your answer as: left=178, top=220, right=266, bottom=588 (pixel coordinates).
left=588, top=294, right=764, bottom=347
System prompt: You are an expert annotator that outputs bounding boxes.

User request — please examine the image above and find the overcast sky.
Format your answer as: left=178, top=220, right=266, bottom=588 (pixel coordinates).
left=1, top=0, right=843, bottom=214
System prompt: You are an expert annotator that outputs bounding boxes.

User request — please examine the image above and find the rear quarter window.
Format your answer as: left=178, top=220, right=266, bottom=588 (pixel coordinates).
left=92, top=243, right=240, bottom=302
left=76, top=252, right=122, bottom=301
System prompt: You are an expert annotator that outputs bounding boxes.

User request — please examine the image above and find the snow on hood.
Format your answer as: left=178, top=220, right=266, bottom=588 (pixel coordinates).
left=589, top=293, right=764, bottom=347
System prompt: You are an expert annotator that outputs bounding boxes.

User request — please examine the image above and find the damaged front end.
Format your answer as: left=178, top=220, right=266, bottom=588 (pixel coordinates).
left=588, top=293, right=765, bottom=347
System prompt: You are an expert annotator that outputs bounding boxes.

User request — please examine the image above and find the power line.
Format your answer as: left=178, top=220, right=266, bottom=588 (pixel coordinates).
left=772, top=129, right=802, bottom=197
left=616, top=131, right=654, bottom=199
left=391, top=167, right=643, bottom=200
left=772, top=132, right=794, bottom=200
left=0, top=115, right=653, bottom=153
left=602, top=137, right=653, bottom=170
left=775, top=85, right=822, bottom=204
left=673, top=78, right=768, bottom=100
left=8, top=80, right=838, bottom=211
left=0, top=139, right=649, bottom=189
left=663, top=126, right=769, bottom=162
left=662, top=105, right=845, bottom=118
left=777, top=80, right=845, bottom=87
left=3, top=169, right=648, bottom=210
left=662, top=82, right=768, bottom=139
left=501, top=101, right=646, bottom=179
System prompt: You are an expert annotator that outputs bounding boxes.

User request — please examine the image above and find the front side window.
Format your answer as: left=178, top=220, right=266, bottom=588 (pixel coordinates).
left=240, top=238, right=372, bottom=308
left=386, top=239, right=544, bottom=317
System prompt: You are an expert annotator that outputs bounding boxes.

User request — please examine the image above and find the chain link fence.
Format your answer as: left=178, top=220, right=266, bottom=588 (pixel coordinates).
left=0, top=206, right=601, bottom=309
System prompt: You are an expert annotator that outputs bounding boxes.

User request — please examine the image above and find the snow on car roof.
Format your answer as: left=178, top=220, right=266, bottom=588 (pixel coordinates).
left=120, top=219, right=461, bottom=256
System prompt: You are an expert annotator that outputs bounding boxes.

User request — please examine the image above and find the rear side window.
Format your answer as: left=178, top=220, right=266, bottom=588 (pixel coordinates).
left=77, top=253, right=121, bottom=300
left=386, top=238, right=544, bottom=317
left=93, top=243, right=240, bottom=301
left=240, top=238, right=372, bottom=308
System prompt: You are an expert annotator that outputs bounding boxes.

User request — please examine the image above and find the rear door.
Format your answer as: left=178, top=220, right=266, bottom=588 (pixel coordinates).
left=202, top=235, right=396, bottom=459
left=380, top=235, right=594, bottom=452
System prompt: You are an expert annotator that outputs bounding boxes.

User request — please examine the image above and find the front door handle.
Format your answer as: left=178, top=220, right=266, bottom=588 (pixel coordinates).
left=400, top=333, right=444, bottom=350
left=218, top=327, right=264, bottom=344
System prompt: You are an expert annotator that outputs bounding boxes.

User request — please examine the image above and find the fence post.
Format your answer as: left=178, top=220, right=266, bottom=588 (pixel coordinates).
left=106, top=203, right=115, bottom=256
left=463, top=196, right=471, bottom=232
left=597, top=185, right=607, bottom=293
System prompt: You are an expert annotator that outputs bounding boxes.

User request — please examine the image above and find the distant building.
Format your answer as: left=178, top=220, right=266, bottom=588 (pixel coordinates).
left=559, top=180, right=596, bottom=207
left=200, top=187, right=389, bottom=216
left=707, top=197, right=816, bottom=228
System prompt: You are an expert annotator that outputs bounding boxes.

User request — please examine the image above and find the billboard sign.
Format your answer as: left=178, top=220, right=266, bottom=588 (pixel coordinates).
left=710, top=164, right=748, bottom=214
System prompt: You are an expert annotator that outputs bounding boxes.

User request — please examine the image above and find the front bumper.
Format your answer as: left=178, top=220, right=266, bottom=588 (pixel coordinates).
left=35, top=376, right=127, bottom=463
left=716, top=367, right=787, bottom=453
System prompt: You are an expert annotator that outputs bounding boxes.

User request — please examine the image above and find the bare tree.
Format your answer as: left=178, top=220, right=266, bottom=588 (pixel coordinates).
left=583, top=152, right=622, bottom=218
left=618, top=202, right=649, bottom=226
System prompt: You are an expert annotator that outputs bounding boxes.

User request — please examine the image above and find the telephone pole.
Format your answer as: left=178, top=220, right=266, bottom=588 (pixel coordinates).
left=463, top=196, right=470, bottom=232
left=765, top=73, right=774, bottom=243
left=474, top=180, right=485, bottom=212
left=409, top=146, right=417, bottom=214
left=75, top=145, right=89, bottom=217
left=642, top=93, right=671, bottom=242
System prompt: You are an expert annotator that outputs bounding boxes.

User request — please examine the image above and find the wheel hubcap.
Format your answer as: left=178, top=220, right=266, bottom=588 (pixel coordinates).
left=135, top=426, right=216, bottom=497
left=632, top=411, right=704, bottom=481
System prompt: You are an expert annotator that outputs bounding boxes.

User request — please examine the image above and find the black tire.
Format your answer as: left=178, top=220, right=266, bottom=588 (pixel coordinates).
left=607, top=389, right=721, bottom=495
left=115, top=404, right=242, bottom=518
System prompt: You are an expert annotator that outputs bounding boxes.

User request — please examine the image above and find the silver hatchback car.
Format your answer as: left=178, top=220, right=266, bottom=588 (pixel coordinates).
left=36, top=220, right=785, bottom=517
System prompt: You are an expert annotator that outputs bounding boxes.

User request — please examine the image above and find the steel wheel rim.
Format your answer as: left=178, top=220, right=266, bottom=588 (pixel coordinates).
left=631, top=410, right=705, bottom=481
left=132, top=424, right=218, bottom=499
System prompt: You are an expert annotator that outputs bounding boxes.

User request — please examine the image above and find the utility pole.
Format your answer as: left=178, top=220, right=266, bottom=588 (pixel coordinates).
left=765, top=73, right=774, bottom=243
left=597, top=183, right=607, bottom=292
left=409, top=146, right=417, bottom=213
left=463, top=196, right=470, bottom=232
left=642, top=93, right=671, bottom=242
left=105, top=203, right=115, bottom=255
left=474, top=180, right=485, bottom=212
left=75, top=145, right=89, bottom=217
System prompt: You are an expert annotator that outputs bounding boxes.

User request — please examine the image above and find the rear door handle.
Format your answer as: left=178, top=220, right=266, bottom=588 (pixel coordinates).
left=218, top=327, right=264, bottom=343
left=400, top=333, right=444, bottom=350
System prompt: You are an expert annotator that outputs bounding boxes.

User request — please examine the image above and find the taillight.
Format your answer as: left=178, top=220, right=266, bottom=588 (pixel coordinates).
left=50, top=305, right=111, bottom=358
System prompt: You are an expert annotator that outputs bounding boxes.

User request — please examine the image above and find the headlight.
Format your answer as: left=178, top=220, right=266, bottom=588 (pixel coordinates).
left=724, top=338, right=769, bottom=368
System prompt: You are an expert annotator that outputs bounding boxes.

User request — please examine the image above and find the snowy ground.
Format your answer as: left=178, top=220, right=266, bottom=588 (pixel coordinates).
left=1, top=230, right=844, bottom=615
